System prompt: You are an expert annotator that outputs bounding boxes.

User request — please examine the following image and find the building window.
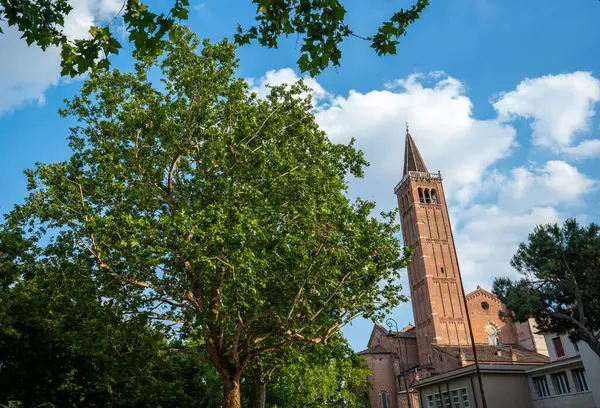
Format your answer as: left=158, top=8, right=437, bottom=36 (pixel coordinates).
left=552, top=372, right=571, bottom=395
left=573, top=341, right=580, bottom=354
left=533, top=376, right=551, bottom=398
left=461, top=388, right=471, bottom=408
left=430, top=388, right=469, bottom=408
left=481, top=301, right=489, bottom=310
left=443, top=392, right=452, bottom=408
left=426, top=394, right=443, bottom=408
left=426, top=395, right=442, bottom=408
left=451, top=390, right=460, bottom=406
left=418, top=188, right=424, bottom=203
left=428, top=355, right=432, bottom=364
left=380, top=391, right=389, bottom=408
left=552, top=337, right=565, bottom=357
left=424, top=188, right=431, bottom=203
left=487, top=326, right=499, bottom=346
left=431, top=189, right=438, bottom=203
left=440, top=267, right=445, bottom=274
left=573, top=369, right=589, bottom=392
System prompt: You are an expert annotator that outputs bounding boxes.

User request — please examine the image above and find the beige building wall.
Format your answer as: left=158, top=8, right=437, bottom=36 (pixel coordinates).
left=416, top=368, right=534, bottom=408
left=418, top=375, right=478, bottom=408
left=480, top=372, right=534, bottom=408
left=516, top=319, right=548, bottom=356
left=543, top=333, right=580, bottom=361
left=531, top=392, right=595, bottom=408
left=527, top=355, right=596, bottom=408
left=580, top=342, right=600, bottom=408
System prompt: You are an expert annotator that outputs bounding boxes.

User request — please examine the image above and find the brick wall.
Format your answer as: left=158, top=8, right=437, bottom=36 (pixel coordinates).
left=367, top=353, right=398, bottom=408
left=466, top=289, right=518, bottom=345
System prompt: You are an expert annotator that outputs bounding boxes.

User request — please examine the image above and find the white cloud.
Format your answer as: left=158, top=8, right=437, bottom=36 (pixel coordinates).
left=247, top=68, right=330, bottom=103
left=493, top=71, right=600, bottom=149
left=564, top=138, right=600, bottom=159
left=0, top=24, right=62, bottom=115
left=315, top=73, right=515, bottom=208
left=497, top=160, right=596, bottom=211
left=0, top=0, right=124, bottom=116
left=454, top=159, right=595, bottom=289
left=454, top=205, right=562, bottom=289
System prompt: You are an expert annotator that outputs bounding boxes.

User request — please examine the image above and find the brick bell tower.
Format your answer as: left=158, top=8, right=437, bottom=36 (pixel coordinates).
left=395, top=126, right=471, bottom=367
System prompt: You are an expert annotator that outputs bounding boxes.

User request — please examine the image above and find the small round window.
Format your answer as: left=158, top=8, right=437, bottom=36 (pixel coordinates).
left=481, top=301, right=489, bottom=310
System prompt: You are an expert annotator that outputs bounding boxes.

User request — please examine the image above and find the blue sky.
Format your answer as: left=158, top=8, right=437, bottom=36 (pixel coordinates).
left=1, top=0, right=600, bottom=351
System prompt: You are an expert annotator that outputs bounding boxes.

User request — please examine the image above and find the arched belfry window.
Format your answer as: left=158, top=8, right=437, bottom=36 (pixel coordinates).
left=418, top=188, right=424, bottom=203
left=431, top=189, right=438, bottom=204
left=424, top=188, right=431, bottom=204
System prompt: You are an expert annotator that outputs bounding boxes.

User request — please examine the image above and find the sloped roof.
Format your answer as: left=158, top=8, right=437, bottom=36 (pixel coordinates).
left=465, top=285, right=500, bottom=301
left=391, top=330, right=417, bottom=339
left=358, top=344, right=392, bottom=355
left=400, top=323, right=416, bottom=332
left=403, top=131, right=429, bottom=176
left=433, top=344, right=550, bottom=364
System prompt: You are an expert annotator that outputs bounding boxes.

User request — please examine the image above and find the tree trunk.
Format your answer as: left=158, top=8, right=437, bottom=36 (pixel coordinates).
left=222, top=372, right=242, bottom=408
left=254, top=366, right=267, bottom=408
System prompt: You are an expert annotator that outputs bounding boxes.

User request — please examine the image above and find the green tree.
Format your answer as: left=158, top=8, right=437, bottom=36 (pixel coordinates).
left=0, top=227, right=222, bottom=407
left=493, top=219, right=600, bottom=359
left=263, top=339, right=370, bottom=408
left=0, top=0, right=429, bottom=77
left=243, top=336, right=369, bottom=408
left=8, top=25, right=409, bottom=408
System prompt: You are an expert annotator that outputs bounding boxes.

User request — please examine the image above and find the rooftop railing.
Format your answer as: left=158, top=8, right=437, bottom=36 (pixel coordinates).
left=394, top=171, right=442, bottom=193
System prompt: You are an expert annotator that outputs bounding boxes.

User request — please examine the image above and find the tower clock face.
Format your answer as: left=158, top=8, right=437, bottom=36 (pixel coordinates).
left=487, top=327, right=497, bottom=336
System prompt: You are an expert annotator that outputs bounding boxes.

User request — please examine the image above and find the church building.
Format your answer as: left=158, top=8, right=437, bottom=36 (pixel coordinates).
left=361, top=130, right=550, bottom=408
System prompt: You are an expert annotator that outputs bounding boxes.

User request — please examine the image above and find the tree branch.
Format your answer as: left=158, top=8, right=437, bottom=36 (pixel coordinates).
left=233, top=311, right=277, bottom=369
left=560, top=249, right=586, bottom=326
left=549, top=311, right=597, bottom=341
left=286, top=237, right=328, bottom=321
left=166, top=153, right=182, bottom=197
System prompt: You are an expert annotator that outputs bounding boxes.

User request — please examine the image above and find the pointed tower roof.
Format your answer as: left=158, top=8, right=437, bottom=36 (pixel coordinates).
left=403, top=124, right=429, bottom=176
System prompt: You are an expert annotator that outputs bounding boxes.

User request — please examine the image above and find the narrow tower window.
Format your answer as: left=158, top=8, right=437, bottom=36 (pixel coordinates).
left=380, top=392, right=389, bottom=408
left=440, top=267, right=445, bottom=274
left=431, top=189, right=438, bottom=204
left=424, top=188, right=431, bottom=204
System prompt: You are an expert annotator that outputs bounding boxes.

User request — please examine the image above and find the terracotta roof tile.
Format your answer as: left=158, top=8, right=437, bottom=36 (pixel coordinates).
left=433, top=344, right=550, bottom=364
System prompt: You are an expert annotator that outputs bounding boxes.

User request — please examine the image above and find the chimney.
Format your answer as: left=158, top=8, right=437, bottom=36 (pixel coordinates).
left=459, top=350, right=467, bottom=366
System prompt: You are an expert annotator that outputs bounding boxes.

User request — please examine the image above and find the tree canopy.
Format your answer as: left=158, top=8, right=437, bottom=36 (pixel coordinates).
left=0, top=227, right=223, bottom=408
left=264, top=339, right=370, bottom=408
left=0, top=0, right=429, bottom=77
left=6, top=25, right=410, bottom=407
left=493, top=218, right=600, bottom=359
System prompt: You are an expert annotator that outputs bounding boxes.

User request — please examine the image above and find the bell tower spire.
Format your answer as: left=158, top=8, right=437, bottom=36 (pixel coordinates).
left=395, top=129, right=471, bottom=369
left=403, top=124, right=429, bottom=176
